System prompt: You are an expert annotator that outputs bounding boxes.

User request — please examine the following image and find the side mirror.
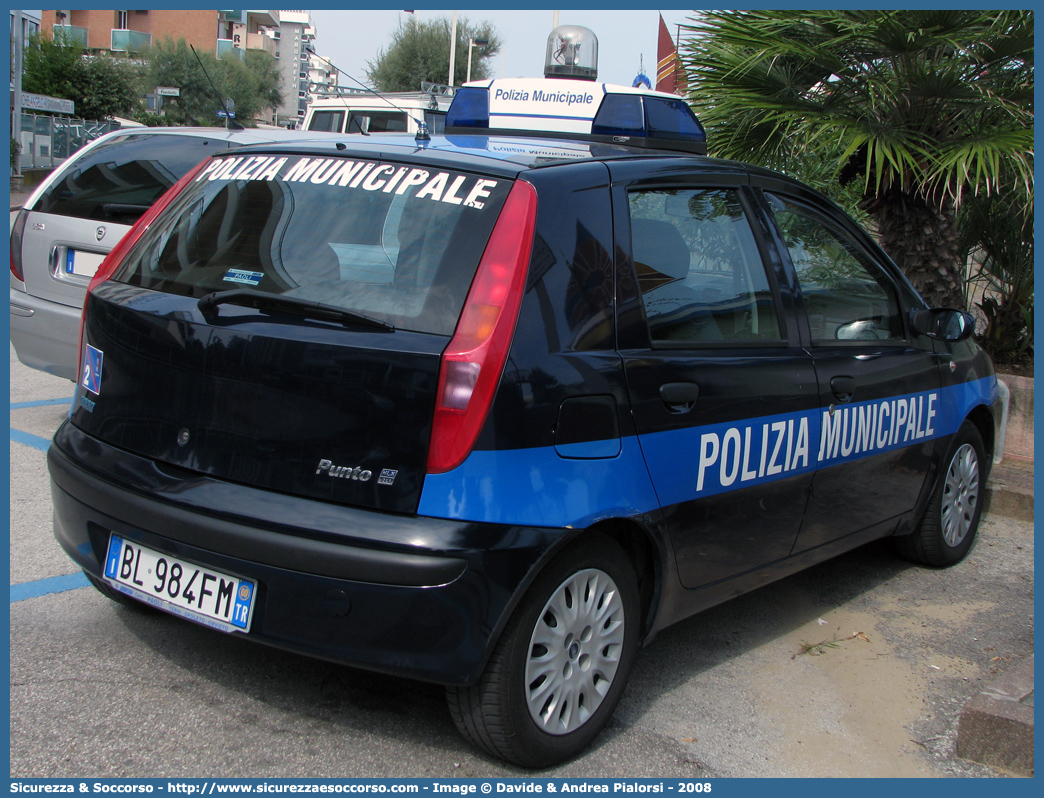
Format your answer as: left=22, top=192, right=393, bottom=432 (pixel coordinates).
left=908, top=308, right=976, bottom=342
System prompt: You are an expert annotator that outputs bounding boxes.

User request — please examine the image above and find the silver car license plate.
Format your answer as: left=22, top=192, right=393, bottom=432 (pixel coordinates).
left=65, top=248, right=106, bottom=277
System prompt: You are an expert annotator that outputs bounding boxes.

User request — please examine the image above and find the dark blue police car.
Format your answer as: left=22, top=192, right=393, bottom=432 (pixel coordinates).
left=49, top=64, right=1001, bottom=767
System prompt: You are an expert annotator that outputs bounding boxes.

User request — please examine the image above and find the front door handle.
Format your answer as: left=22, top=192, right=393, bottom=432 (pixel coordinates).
left=830, top=375, right=856, bottom=403
left=660, top=382, right=699, bottom=413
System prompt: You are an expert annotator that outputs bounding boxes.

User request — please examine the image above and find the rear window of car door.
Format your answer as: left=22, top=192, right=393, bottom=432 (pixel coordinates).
left=629, top=187, right=784, bottom=345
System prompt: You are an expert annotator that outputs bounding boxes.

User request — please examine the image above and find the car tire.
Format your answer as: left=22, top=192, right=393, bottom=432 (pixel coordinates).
left=896, top=421, right=985, bottom=567
left=83, top=570, right=157, bottom=613
left=446, top=534, right=640, bottom=767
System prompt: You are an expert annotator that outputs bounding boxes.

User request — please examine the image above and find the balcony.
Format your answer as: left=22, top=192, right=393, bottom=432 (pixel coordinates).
left=245, top=32, right=277, bottom=56
left=219, top=10, right=280, bottom=27
left=249, top=10, right=280, bottom=27
left=110, top=29, right=151, bottom=52
left=52, top=24, right=88, bottom=48
left=217, top=38, right=246, bottom=60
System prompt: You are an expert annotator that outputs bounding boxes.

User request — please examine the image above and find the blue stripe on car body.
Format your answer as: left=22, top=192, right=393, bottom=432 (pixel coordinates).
left=419, top=377, right=998, bottom=527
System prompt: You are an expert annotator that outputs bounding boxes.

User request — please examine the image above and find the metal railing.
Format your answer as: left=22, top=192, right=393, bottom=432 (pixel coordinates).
left=110, top=28, right=151, bottom=52
left=16, top=113, right=121, bottom=171
left=217, top=38, right=246, bottom=59
left=52, top=24, right=89, bottom=48
left=306, top=81, right=457, bottom=99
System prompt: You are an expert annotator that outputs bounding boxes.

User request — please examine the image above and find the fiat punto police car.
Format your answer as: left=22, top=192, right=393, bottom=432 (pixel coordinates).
left=49, top=62, right=1001, bottom=767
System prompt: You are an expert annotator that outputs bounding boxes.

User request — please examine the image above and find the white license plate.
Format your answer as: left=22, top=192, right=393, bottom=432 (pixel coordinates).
left=103, top=534, right=255, bottom=633
left=65, top=248, right=107, bottom=277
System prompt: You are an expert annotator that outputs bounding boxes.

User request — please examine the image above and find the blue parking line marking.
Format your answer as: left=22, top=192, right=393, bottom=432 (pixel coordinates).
left=11, top=572, right=90, bottom=602
left=9, top=396, right=89, bottom=603
left=10, top=397, right=69, bottom=451
left=10, top=428, right=51, bottom=452
left=10, top=398, right=74, bottom=410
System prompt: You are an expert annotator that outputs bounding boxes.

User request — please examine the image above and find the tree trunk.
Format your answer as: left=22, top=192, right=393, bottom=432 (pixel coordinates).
left=867, top=190, right=965, bottom=309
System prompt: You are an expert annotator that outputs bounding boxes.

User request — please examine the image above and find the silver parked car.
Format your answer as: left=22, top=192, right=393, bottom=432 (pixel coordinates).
left=10, top=126, right=333, bottom=380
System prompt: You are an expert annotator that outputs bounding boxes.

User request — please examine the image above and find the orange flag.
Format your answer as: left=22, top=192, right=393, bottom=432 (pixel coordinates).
left=655, top=14, right=686, bottom=95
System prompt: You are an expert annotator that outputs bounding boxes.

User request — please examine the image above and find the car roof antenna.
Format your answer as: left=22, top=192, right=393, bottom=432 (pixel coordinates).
left=189, top=44, right=245, bottom=131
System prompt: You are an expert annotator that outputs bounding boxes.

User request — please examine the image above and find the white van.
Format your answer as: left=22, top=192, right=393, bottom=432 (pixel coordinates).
left=304, top=83, right=454, bottom=136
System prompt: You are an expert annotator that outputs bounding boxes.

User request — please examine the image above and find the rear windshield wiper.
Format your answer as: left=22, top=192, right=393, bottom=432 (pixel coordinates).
left=197, top=288, right=394, bottom=331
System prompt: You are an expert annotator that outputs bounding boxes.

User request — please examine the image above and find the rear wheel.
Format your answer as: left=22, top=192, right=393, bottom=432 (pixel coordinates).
left=447, top=534, right=640, bottom=767
left=897, top=421, right=985, bottom=567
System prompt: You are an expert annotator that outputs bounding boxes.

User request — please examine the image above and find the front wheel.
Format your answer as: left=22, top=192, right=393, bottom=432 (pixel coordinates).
left=447, top=534, right=640, bottom=767
left=897, top=421, right=985, bottom=567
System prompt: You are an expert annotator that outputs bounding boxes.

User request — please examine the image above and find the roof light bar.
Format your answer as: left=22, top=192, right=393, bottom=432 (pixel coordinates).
left=446, top=78, right=706, bottom=154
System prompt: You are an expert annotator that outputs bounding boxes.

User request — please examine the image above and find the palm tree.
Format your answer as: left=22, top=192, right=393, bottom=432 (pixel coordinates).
left=959, top=187, right=1034, bottom=363
left=681, top=10, right=1033, bottom=310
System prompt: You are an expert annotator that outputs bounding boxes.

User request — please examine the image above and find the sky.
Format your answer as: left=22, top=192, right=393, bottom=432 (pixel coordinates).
left=308, top=9, right=696, bottom=90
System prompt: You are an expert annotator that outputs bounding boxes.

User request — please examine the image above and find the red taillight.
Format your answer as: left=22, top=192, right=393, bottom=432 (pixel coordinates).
left=426, top=179, right=538, bottom=474
left=77, top=157, right=214, bottom=374
left=10, top=208, right=29, bottom=283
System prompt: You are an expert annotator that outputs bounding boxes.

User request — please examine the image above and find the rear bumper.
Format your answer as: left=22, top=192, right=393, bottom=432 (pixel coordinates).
left=48, top=421, right=564, bottom=685
left=10, top=287, right=81, bottom=381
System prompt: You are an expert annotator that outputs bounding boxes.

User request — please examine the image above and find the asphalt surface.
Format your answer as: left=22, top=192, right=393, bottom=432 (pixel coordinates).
left=9, top=343, right=1034, bottom=778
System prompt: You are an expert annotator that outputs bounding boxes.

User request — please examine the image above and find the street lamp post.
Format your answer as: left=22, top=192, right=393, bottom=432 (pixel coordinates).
left=448, top=10, right=457, bottom=86
left=12, top=10, right=24, bottom=180
left=466, top=37, right=489, bottom=84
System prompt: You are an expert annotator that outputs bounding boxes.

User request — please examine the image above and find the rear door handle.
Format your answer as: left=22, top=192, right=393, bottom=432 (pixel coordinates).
left=660, top=382, right=699, bottom=413
left=830, top=375, right=856, bottom=403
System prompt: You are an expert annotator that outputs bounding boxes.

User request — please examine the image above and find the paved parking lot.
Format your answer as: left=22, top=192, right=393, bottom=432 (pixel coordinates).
left=9, top=343, right=1033, bottom=778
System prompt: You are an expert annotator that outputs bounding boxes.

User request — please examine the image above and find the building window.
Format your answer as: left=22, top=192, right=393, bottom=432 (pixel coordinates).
left=117, top=10, right=128, bottom=29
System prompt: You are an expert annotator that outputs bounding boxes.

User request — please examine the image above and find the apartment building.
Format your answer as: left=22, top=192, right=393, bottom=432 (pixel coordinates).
left=35, top=9, right=337, bottom=127
left=40, top=9, right=278, bottom=57
left=267, top=10, right=315, bottom=127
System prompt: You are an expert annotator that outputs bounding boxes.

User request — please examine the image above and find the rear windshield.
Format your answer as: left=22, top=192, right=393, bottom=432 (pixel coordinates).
left=112, top=153, right=511, bottom=336
left=33, top=134, right=226, bottom=226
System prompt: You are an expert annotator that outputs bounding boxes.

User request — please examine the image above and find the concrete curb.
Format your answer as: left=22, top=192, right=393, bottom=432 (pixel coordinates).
left=983, top=486, right=1034, bottom=523
left=957, top=655, right=1035, bottom=776
left=997, top=375, right=1034, bottom=461
left=985, top=459, right=1034, bottom=523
